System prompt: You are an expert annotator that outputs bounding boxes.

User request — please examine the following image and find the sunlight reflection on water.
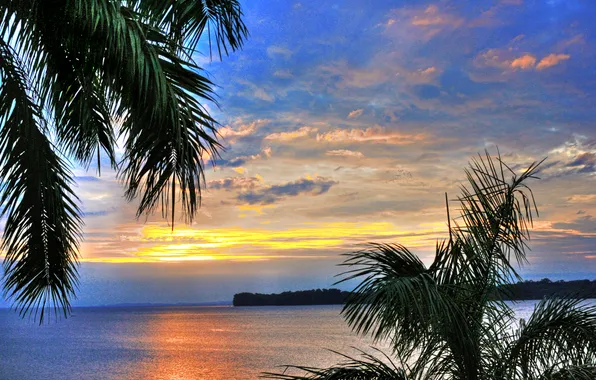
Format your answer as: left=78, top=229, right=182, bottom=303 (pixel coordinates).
left=0, top=301, right=593, bottom=379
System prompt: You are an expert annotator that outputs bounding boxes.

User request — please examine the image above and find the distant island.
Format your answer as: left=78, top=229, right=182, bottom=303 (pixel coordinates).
left=233, top=288, right=349, bottom=306
left=233, top=279, right=596, bottom=306
left=497, top=278, right=596, bottom=300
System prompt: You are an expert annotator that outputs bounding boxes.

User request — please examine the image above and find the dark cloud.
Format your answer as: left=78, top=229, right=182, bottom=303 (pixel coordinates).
left=568, top=153, right=596, bottom=173
left=210, top=157, right=246, bottom=168
left=552, top=215, right=596, bottom=233
left=237, top=177, right=338, bottom=205
left=208, top=177, right=261, bottom=191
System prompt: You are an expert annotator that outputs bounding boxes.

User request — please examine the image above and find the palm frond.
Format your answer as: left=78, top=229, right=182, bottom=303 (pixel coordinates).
left=495, top=297, right=596, bottom=379
left=454, top=151, right=543, bottom=286
left=261, top=349, right=408, bottom=380
left=0, top=40, right=82, bottom=323
left=33, top=12, right=118, bottom=172
left=270, top=151, right=552, bottom=380
left=0, top=0, right=246, bottom=319
left=336, top=243, right=475, bottom=371
left=65, top=2, right=223, bottom=227
left=539, top=365, right=596, bottom=380
left=337, top=243, right=431, bottom=343
left=127, top=0, right=248, bottom=58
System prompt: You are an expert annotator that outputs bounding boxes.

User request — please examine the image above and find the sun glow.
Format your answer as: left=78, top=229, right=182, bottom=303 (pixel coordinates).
left=79, top=222, right=446, bottom=263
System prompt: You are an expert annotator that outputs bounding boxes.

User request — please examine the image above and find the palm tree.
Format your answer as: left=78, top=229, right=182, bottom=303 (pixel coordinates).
left=0, top=0, right=247, bottom=322
left=264, top=151, right=596, bottom=380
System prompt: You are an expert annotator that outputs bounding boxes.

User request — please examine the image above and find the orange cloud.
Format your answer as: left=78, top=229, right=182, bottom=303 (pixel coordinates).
left=568, top=194, right=596, bottom=204
left=219, top=119, right=268, bottom=140
left=347, top=109, right=364, bottom=119
left=411, top=5, right=463, bottom=28
left=419, top=67, right=437, bottom=75
left=316, top=126, right=426, bottom=144
left=326, top=149, right=365, bottom=158
left=264, top=126, right=318, bottom=141
left=510, top=54, right=536, bottom=70
left=536, top=53, right=571, bottom=70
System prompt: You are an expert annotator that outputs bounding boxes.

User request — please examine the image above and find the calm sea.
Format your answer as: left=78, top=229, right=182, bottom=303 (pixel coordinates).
left=0, top=301, right=558, bottom=379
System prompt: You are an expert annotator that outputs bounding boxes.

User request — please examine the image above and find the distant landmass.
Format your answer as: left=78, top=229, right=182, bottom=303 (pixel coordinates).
left=497, top=279, right=596, bottom=300
left=233, top=288, right=349, bottom=306
left=233, top=279, right=596, bottom=306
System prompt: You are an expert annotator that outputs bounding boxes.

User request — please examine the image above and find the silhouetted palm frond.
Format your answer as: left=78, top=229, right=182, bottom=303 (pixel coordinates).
left=0, top=0, right=247, bottom=322
left=0, top=40, right=82, bottom=322
left=265, top=151, right=596, bottom=380
left=262, top=349, right=408, bottom=380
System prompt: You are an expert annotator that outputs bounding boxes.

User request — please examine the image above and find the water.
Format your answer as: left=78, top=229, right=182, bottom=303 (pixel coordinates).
left=0, top=301, right=577, bottom=379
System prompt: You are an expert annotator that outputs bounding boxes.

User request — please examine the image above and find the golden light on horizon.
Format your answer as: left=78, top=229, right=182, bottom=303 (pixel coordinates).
left=80, top=221, right=449, bottom=263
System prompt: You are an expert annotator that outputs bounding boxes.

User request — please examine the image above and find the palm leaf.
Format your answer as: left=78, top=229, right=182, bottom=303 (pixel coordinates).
left=0, top=40, right=82, bottom=323
left=0, top=0, right=246, bottom=320
left=495, top=297, right=596, bottom=379
left=261, top=349, right=408, bottom=380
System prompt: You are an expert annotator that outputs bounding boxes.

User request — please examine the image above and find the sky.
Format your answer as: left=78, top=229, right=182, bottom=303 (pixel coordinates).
left=5, top=0, right=596, bottom=306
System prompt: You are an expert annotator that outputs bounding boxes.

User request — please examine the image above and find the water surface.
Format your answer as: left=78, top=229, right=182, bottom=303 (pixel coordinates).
left=0, top=301, right=572, bottom=379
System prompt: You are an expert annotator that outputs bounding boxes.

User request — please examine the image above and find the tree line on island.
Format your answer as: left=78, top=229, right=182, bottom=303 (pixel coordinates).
left=233, top=288, right=350, bottom=306
left=233, top=278, right=596, bottom=306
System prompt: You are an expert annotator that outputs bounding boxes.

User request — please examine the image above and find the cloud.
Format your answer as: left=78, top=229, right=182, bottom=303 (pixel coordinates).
left=565, top=152, right=596, bottom=174
left=318, top=60, right=389, bottom=88
left=419, top=67, right=437, bottom=76
left=212, top=146, right=272, bottom=168
left=264, top=126, right=318, bottom=141
left=510, top=54, right=536, bottom=70
left=237, top=80, right=275, bottom=102
left=475, top=49, right=570, bottom=73
left=545, top=136, right=596, bottom=176
left=266, top=45, right=293, bottom=59
left=212, top=157, right=246, bottom=168
left=237, top=177, right=338, bottom=205
left=273, top=69, right=293, bottom=78
left=568, top=153, right=596, bottom=167
left=316, top=126, right=426, bottom=144
left=560, top=35, right=584, bottom=48
left=325, top=150, right=365, bottom=158
left=474, top=49, right=532, bottom=72
left=552, top=216, right=596, bottom=233
left=254, top=88, right=274, bottom=102
left=208, top=176, right=262, bottom=191
left=410, top=5, right=464, bottom=28
left=347, top=109, right=364, bottom=119
left=536, top=54, right=571, bottom=70
left=568, top=195, right=596, bottom=204
left=219, top=119, right=268, bottom=140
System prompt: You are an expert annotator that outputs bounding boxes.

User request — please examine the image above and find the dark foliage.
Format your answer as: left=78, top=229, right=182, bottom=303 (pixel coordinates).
left=233, top=289, right=350, bottom=306
left=264, top=151, right=596, bottom=380
left=0, top=0, right=247, bottom=322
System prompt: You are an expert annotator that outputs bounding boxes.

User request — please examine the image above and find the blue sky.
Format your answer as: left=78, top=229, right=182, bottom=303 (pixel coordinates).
left=5, top=0, right=596, bottom=306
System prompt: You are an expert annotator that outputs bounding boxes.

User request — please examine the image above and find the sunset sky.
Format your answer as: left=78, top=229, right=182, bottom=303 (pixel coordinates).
left=4, top=0, right=596, bottom=306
